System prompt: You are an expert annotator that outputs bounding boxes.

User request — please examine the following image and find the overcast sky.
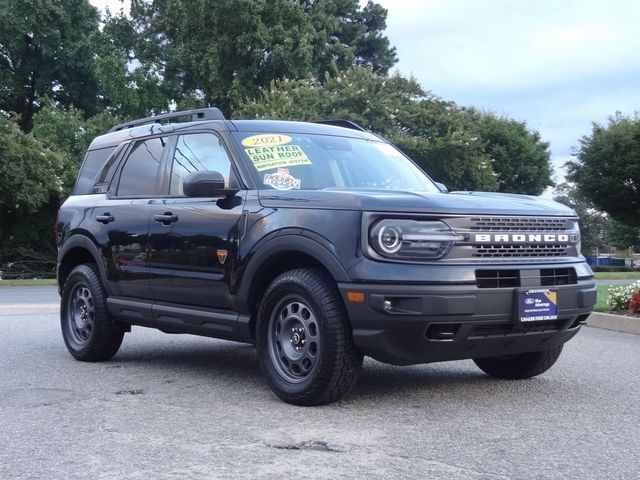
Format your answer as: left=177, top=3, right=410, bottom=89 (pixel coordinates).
left=90, top=0, right=640, bottom=187
left=375, top=0, right=640, bottom=185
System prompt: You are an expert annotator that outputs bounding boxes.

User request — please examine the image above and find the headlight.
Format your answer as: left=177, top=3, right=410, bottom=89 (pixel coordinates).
left=369, top=219, right=464, bottom=260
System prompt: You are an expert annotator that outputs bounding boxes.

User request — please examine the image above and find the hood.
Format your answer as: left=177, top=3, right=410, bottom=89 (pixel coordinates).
left=258, top=189, right=576, bottom=217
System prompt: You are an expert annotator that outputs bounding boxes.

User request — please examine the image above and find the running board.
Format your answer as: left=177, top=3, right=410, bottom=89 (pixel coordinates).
left=106, top=297, right=252, bottom=343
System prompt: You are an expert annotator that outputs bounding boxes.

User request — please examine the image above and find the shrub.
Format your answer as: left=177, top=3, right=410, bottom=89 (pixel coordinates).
left=592, top=266, right=637, bottom=272
left=607, top=281, right=640, bottom=311
left=629, top=292, right=640, bottom=314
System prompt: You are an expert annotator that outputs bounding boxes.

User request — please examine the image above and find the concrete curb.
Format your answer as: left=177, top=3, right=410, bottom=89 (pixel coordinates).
left=586, top=312, right=640, bottom=335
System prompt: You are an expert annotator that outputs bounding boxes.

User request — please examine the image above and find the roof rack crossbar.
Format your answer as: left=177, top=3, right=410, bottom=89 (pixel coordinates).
left=312, top=119, right=366, bottom=131
left=108, top=107, right=226, bottom=133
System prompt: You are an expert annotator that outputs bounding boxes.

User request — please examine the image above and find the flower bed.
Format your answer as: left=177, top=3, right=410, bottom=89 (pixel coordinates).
left=607, top=281, right=640, bottom=317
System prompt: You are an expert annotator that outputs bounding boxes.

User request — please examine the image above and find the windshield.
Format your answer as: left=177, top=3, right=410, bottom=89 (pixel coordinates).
left=232, top=132, right=439, bottom=192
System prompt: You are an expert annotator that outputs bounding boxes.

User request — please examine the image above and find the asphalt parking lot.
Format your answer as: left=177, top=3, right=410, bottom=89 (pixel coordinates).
left=1, top=286, right=639, bottom=480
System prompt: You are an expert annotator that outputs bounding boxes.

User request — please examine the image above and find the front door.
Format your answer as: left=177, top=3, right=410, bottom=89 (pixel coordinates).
left=147, top=132, right=245, bottom=309
left=98, top=135, right=169, bottom=299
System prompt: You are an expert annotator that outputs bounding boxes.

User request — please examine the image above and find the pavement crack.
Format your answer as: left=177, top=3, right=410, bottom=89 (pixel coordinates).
left=266, top=440, right=344, bottom=453
left=115, top=389, right=145, bottom=395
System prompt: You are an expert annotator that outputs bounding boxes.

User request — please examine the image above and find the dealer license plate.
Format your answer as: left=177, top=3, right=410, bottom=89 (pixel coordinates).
left=518, top=289, right=558, bottom=322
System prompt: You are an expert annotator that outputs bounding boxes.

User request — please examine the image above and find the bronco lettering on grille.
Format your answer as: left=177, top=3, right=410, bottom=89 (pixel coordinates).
left=473, top=234, right=570, bottom=243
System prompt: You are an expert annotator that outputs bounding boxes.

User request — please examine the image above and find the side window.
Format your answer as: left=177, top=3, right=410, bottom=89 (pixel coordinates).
left=74, top=146, right=116, bottom=195
left=170, top=133, right=232, bottom=196
left=116, top=137, right=167, bottom=196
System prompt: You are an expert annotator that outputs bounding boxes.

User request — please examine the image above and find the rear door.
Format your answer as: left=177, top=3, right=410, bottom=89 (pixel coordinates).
left=94, top=136, right=169, bottom=300
left=147, top=131, right=246, bottom=309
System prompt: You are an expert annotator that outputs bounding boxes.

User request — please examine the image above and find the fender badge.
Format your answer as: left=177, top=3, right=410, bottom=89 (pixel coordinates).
left=217, top=249, right=228, bottom=264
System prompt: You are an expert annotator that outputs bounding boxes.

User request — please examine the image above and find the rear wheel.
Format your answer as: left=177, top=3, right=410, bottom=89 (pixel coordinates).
left=256, top=268, right=363, bottom=406
left=473, top=345, right=563, bottom=380
left=60, top=264, right=124, bottom=362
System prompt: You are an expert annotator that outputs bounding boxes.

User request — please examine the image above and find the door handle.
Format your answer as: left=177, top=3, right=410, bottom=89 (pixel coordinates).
left=95, top=213, right=114, bottom=224
left=154, top=212, right=178, bottom=225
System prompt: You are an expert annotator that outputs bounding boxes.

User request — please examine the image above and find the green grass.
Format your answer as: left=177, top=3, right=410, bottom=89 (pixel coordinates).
left=593, top=271, right=640, bottom=280
left=0, top=279, right=57, bottom=287
left=595, top=285, right=610, bottom=312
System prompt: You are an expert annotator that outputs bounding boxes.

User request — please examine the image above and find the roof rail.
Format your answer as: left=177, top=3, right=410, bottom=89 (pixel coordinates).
left=108, top=107, right=226, bottom=133
left=313, top=119, right=367, bottom=132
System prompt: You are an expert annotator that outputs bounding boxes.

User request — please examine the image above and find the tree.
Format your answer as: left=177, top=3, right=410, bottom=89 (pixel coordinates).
left=567, top=112, right=640, bottom=227
left=31, top=100, right=118, bottom=195
left=553, top=183, right=607, bottom=256
left=102, top=0, right=397, bottom=117
left=239, top=67, right=555, bottom=192
left=121, top=0, right=319, bottom=115
left=474, top=112, right=552, bottom=195
left=301, top=0, right=397, bottom=74
left=0, top=116, right=63, bottom=259
left=0, top=0, right=101, bottom=131
left=93, top=9, right=171, bottom=119
left=607, top=218, right=639, bottom=252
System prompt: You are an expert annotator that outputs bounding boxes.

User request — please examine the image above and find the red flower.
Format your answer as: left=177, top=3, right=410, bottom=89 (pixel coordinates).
left=629, top=291, right=640, bottom=314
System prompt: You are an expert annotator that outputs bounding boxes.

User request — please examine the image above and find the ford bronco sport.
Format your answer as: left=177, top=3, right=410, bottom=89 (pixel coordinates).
left=56, top=108, right=597, bottom=405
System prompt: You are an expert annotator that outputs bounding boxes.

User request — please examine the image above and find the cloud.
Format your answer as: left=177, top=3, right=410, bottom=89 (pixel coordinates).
left=376, top=0, right=640, bottom=181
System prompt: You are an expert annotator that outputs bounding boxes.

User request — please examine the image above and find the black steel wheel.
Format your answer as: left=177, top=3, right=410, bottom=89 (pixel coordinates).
left=60, top=264, right=124, bottom=362
left=268, top=296, right=321, bottom=383
left=474, top=345, right=563, bottom=380
left=66, top=283, right=96, bottom=345
left=256, top=268, right=363, bottom=406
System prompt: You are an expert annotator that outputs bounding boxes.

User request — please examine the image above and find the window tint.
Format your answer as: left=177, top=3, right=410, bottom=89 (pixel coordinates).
left=74, top=146, right=116, bottom=194
left=170, top=133, right=232, bottom=196
left=117, top=137, right=167, bottom=196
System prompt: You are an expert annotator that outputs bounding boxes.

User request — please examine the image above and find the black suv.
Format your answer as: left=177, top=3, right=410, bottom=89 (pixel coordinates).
left=57, top=108, right=596, bottom=405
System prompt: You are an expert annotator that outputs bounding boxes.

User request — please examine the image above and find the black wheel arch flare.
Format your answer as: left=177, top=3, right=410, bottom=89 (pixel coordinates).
left=236, top=231, right=351, bottom=314
left=57, top=235, right=110, bottom=295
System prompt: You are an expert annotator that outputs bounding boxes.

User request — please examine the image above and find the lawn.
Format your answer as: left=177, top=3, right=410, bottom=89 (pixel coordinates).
left=595, top=284, right=610, bottom=312
left=593, top=271, right=640, bottom=280
left=0, top=279, right=57, bottom=287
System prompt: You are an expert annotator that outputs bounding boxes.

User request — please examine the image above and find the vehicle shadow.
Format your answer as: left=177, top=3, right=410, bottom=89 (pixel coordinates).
left=109, top=337, right=559, bottom=406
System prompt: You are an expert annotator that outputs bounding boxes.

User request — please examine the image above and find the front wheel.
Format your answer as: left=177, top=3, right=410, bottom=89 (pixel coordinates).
left=473, top=345, right=563, bottom=380
left=256, top=269, right=363, bottom=406
left=60, top=264, right=124, bottom=362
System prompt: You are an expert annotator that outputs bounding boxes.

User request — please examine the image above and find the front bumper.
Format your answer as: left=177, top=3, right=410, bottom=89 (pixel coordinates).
left=338, top=279, right=596, bottom=365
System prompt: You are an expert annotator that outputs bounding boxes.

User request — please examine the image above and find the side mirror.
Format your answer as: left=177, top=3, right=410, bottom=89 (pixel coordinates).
left=183, top=171, right=237, bottom=197
left=435, top=181, right=448, bottom=193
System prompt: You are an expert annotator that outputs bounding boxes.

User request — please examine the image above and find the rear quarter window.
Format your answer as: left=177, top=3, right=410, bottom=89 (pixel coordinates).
left=115, top=137, right=168, bottom=197
left=74, top=147, right=117, bottom=195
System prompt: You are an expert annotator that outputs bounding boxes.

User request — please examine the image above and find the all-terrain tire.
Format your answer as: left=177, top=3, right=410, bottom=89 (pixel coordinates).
left=60, top=264, right=124, bottom=362
left=473, top=345, right=564, bottom=380
left=256, top=268, right=363, bottom=406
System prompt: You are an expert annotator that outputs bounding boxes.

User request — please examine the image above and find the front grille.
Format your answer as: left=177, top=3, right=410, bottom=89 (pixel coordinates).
left=469, top=217, right=570, bottom=231
left=475, top=268, right=577, bottom=288
left=476, top=269, right=520, bottom=288
left=443, top=215, right=579, bottom=261
left=540, top=268, right=577, bottom=286
left=472, top=243, right=569, bottom=258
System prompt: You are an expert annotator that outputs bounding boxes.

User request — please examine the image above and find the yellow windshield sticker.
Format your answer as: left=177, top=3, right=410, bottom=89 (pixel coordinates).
left=245, top=145, right=312, bottom=172
left=241, top=134, right=292, bottom=147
